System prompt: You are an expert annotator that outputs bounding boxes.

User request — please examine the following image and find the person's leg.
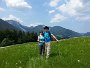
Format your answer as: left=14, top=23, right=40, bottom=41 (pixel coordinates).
left=46, top=42, right=51, bottom=58
left=39, top=45, right=42, bottom=55
left=41, top=45, right=44, bottom=55
left=45, top=43, right=47, bottom=55
left=43, top=43, right=45, bottom=55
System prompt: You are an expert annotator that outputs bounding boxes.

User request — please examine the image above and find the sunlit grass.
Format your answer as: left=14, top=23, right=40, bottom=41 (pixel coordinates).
left=0, top=36, right=90, bottom=68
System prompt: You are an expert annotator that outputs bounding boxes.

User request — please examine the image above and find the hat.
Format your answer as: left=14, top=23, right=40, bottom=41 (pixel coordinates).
left=44, top=26, right=49, bottom=30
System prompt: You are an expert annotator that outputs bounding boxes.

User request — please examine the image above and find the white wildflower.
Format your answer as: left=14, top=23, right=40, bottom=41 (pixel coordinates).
left=16, top=63, right=18, bottom=64
left=19, top=67, right=22, bottom=68
left=6, top=62, right=7, bottom=64
left=78, top=60, right=80, bottom=63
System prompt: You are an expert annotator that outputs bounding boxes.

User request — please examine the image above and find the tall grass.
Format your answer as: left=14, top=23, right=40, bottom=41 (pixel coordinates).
left=0, top=37, right=90, bottom=68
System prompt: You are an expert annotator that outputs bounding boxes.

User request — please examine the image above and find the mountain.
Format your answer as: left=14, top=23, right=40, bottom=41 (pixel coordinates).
left=0, top=19, right=18, bottom=30
left=28, top=25, right=44, bottom=33
left=6, top=20, right=44, bottom=32
left=50, top=26, right=81, bottom=38
left=6, top=20, right=28, bottom=32
left=5, top=20, right=81, bottom=38
left=80, top=33, right=85, bottom=35
left=29, top=25, right=81, bottom=38
left=84, top=32, right=90, bottom=36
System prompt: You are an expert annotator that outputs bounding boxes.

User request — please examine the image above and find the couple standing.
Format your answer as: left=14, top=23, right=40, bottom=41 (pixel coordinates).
left=38, top=26, right=58, bottom=58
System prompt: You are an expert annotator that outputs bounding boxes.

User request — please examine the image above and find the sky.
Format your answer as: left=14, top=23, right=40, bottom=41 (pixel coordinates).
left=0, top=0, right=90, bottom=33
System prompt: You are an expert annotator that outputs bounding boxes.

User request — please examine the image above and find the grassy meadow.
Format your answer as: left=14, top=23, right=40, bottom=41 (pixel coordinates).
left=0, top=36, right=90, bottom=68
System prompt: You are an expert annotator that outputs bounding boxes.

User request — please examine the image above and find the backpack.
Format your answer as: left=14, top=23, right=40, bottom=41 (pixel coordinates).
left=48, top=31, right=52, bottom=40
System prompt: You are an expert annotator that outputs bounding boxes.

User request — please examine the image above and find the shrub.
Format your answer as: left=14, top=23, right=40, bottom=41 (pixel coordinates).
left=0, top=38, right=14, bottom=47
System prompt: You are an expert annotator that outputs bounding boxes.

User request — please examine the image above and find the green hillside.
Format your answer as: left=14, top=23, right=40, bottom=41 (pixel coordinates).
left=0, top=37, right=90, bottom=68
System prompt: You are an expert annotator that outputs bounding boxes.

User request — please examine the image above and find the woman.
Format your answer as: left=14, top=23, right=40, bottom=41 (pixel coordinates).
left=37, top=31, right=45, bottom=56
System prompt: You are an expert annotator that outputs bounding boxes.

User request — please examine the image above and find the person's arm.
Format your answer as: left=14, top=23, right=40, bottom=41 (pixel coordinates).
left=51, top=34, right=59, bottom=42
left=37, top=36, right=40, bottom=42
left=37, top=36, right=44, bottom=42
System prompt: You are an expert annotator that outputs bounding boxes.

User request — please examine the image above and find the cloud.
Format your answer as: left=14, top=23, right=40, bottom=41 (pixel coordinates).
left=57, top=0, right=83, bottom=16
left=50, top=14, right=66, bottom=23
left=49, top=10, right=55, bottom=14
left=2, top=14, right=23, bottom=22
left=49, top=0, right=60, bottom=7
left=5, top=0, right=32, bottom=9
left=56, top=0, right=90, bottom=21
left=76, top=15, right=90, bottom=21
left=75, top=0, right=90, bottom=21
left=0, top=7, right=5, bottom=12
left=49, top=0, right=90, bottom=23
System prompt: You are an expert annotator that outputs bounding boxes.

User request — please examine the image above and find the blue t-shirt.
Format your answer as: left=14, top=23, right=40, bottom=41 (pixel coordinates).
left=43, top=31, right=51, bottom=42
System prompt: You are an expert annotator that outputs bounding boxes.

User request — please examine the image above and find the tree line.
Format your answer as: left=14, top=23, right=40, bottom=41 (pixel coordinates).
left=0, top=30, right=38, bottom=47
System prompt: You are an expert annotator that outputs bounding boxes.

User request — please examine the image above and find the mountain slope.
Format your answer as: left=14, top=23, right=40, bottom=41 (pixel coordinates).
left=6, top=20, right=27, bottom=31
left=50, top=26, right=81, bottom=38
left=0, top=37, right=90, bottom=68
left=0, top=19, right=18, bottom=30
left=28, top=25, right=81, bottom=38
left=84, top=32, right=90, bottom=36
left=5, top=20, right=81, bottom=37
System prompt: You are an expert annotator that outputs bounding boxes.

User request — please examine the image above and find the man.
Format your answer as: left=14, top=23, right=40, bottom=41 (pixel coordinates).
left=43, top=26, right=58, bottom=58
